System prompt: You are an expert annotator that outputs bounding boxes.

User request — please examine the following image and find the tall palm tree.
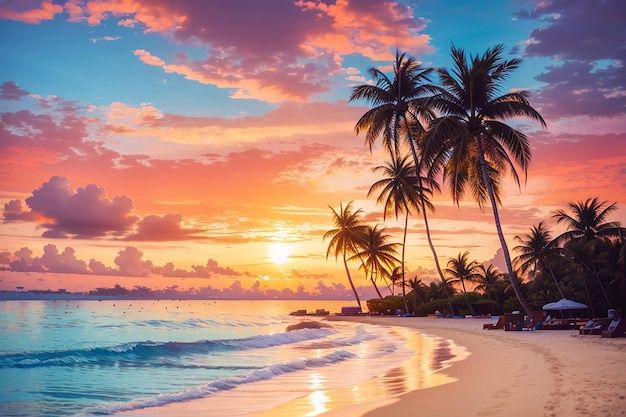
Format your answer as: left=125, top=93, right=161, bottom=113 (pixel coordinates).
left=552, top=198, right=625, bottom=244
left=324, top=202, right=368, bottom=311
left=423, top=45, right=546, bottom=316
left=445, top=251, right=482, bottom=314
left=514, top=222, right=565, bottom=299
left=368, top=154, right=435, bottom=312
left=350, top=51, right=450, bottom=297
left=350, top=224, right=400, bottom=299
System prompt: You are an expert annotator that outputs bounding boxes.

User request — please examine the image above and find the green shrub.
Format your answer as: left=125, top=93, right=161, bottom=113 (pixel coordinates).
left=366, top=296, right=406, bottom=315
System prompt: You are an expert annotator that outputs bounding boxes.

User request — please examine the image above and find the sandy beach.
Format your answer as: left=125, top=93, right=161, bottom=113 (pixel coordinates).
left=330, top=317, right=626, bottom=417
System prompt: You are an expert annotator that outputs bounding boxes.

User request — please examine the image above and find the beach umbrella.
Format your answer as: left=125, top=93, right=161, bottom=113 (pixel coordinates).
left=542, top=298, right=588, bottom=311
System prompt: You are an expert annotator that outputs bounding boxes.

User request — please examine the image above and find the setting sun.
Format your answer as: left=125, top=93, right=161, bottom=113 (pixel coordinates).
left=268, top=243, right=291, bottom=264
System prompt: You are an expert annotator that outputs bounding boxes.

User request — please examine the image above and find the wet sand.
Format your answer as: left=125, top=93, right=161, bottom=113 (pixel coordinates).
left=333, top=316, right=626, bottom=417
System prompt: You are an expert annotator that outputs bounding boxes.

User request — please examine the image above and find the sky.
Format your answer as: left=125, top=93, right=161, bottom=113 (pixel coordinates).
left=1, top=0, right=625, bottom=299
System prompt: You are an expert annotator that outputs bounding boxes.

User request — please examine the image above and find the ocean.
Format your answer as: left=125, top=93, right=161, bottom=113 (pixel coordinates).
left=0, top=300, right=466, bottom=416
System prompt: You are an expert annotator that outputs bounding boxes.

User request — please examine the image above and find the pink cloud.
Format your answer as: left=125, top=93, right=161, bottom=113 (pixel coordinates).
left=1, top=1, right=433, bottom=102
left=0, top=0, right=62, bottom=24
left=10, top=244, right=89, bottom=274
left=126, top=213, right=205, bottom=241
left=25, top=176, right=138, bottom=238
left=6, top=244, right=241, bottom=279
left=2, top=199, right=39, bottom=222
left=0, top=81, right=29, bottom=101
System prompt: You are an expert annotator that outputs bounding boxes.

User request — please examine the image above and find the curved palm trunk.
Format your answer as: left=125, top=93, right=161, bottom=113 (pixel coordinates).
left=543, top=260, right=566, bottom=299
left=369, top=269, right=384, bottom=299
left=343, top=251, right=362, bottom=312
left=475, top=138, right=532, bottom=317
left=404, top=121, right=450, bottom=299
left=401, top=211, right=410, bottom=314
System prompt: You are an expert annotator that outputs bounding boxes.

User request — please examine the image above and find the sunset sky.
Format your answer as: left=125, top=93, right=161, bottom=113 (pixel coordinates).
left=1, top=0, right=625, bottom=298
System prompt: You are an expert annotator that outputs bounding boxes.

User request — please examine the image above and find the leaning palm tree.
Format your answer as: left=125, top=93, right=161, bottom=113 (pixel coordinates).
left=552, top=198, right=625, bottom=244
left=423, top=45, right=546, bottom=316
left=514, top=222, right=565, bottom=299
left=324, top=201, right=368, bottom=311
left=350, top=224, right=401, bottom=299
left=350, top=51, right=450, bottom=296
left=368, top=154, right=436, bottom=312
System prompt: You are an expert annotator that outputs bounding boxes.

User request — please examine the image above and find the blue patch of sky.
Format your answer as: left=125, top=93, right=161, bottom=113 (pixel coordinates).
left=0, top=17, right=272, bottom=118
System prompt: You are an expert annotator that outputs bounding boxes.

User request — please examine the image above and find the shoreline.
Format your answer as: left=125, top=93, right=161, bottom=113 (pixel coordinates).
left=329, top=316, right=626, bottom=417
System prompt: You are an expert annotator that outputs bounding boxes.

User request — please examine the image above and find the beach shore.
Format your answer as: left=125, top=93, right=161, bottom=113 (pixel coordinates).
left=329, top=316, right=626, bottom=417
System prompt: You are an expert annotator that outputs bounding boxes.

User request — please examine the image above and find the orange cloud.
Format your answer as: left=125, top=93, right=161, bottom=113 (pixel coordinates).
left=0, top=0, right=62, bottom=24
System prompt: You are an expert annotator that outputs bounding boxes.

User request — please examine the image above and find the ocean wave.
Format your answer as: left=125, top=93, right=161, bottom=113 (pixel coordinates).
left=81, top=350, right=356, bottom=415
left=300, top=327, right=377, bottom=349
left=0, top=328, right=334, bottom=368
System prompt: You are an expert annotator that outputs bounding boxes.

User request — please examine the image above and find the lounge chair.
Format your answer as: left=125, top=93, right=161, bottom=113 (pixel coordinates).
left=578, top=318, right=609, bottom=335
left=601, top=319, right=626, bottom=338
left=483, top=316, right=504, bottom=330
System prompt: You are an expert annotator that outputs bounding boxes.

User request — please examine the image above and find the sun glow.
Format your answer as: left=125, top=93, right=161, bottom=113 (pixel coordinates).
left=268, top=243, right=291, bottom=264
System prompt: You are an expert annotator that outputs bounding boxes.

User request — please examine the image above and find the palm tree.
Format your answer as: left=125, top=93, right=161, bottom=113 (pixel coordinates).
left=445, top=251, right=482, bottom=314
left=514, top=222, right=565, bottom=299
left=324, top=201, right=368, bottom=311
left=445, top=252, right=482, bottom=294
left=552, top=198, right=625, bottom=244
left=350, top=224, right=400, bottom=299
left=368, top=154, right=435, bottom=312
left=350, top=51, right=451, bottom=297
left=475, top=264, right=506, bottom=313
left=423, top=45, right=546, bottom=316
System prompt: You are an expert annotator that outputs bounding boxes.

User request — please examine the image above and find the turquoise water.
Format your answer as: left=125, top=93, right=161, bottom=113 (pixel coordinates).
left=0, top=300, right=411, bottom=417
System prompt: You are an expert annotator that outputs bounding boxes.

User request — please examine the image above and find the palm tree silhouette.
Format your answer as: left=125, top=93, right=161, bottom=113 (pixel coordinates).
left=350, top=51, right=450, bottom=296
left=423, top=45, right=546, bottom=316
left=350, top=224, right=400, bottom=299
left=553, top=198, right=625, bottom=244
left=475, top=264, right=505, bottom=308
left=445, top=251, right=481, bottom=314
left=324, top=201, right=368, bottom=311
left=368, top=154, right=435, bottom=312
left=514, top=222, right=565, bottom=299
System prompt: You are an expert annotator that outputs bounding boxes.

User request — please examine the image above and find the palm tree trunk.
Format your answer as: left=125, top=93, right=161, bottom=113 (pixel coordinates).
left=343, top=251, right=362, bottom=312
left=543, top=260, right=566, bottom=299
left=370, top=270, right=384, bottom=299
left=401, top=211, right=409, bottom=314
left=460, top=278, right=475, bottom=315
left=403, top=120, right=450, bottom=297
left=475, top=137, right=532, bottom=317
left=591, top=264, right=612, bottom=309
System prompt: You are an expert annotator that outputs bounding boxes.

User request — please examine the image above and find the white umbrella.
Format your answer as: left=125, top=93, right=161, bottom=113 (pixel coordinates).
left=542, top=298, right=588, bottom=311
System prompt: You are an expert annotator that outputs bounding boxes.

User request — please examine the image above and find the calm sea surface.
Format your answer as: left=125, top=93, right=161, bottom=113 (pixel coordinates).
left=0, top=300, right=464, bottom=417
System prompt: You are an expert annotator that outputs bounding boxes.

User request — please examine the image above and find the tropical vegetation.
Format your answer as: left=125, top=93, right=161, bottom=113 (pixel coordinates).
left=325, top=45, right=625, bottom=317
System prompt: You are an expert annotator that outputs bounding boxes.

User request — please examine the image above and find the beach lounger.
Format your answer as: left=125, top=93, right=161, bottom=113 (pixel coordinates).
left=579, top=318, right=610, bottom=335
left=601, top=319, right=626, bottom=338
left=483, top=316, right=504, bottom=330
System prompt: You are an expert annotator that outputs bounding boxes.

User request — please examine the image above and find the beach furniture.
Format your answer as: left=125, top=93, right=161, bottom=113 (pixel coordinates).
left=340, top=306, right=362, bottom=316
left=483, top=315, right=504, bottom=330
left=601, top=319, right=626, bottom=338
left=504, top=312, right=524, bottom=331
left=289, top=309, right=307, bottom=316
left=579, top=318, right=611, bottom=335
